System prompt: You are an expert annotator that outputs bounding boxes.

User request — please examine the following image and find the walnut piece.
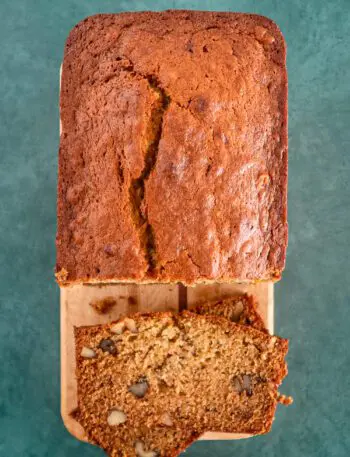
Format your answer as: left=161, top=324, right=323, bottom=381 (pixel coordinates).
left=255, top=25, right=275, bottom=44
left=107, top=409, right=127, bottom=426
left=135, top=440, right=159, bottom=457
left=128, top=378, right=149, bottom=398
left=98, top=338, right=117, bottom=354
left=125, top=318, right=138, bottom=333
left=80, top=346, right=96, bottom=358
left=160, top=412, right=173, bottom=427
left=232, top=374, right=253, bottom=396
left=229, top=301, right=244, bottom=322
left=111, top=321, right=126, bottom=335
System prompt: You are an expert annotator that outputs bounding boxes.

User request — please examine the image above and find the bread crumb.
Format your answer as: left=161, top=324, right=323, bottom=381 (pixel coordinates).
left=90, top=297, right=116, bottom=314
left=277, top=393, right=293, bottom=406
left=55, top=267, right=68, bottom=283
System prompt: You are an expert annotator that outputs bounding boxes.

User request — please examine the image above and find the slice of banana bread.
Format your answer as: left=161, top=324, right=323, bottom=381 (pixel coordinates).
left=74, top=312, right=288, bottom=456
left=192, top=294, right=267, bottom=333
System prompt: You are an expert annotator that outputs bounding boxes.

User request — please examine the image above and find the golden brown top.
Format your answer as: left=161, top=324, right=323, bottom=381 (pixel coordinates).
left=57, top=11, right=288, bottom=285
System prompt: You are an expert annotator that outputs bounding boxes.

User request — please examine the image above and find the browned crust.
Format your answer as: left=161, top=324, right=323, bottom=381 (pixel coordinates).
left=56, top=274, right=277, bottom=287
left=56, top=10, right=288, bottom=286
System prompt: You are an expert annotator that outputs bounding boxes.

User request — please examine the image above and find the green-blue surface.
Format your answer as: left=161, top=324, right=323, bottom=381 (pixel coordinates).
left=1, top=0, right=349, bottom=456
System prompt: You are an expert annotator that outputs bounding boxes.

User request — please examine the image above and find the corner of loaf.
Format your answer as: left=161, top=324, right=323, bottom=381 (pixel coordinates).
left=56, top=10, right=288, bottom=286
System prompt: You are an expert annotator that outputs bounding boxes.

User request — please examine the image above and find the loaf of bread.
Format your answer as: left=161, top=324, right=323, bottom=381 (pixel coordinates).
left=192, top=294, right=267, bottom=333
left=75, top=311, right=288, bottom=456
left=56, top=10, right=288, bottom=286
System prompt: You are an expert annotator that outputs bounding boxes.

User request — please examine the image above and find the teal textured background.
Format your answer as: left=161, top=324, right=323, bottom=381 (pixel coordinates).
left=0, top=0, right=349, bottom=456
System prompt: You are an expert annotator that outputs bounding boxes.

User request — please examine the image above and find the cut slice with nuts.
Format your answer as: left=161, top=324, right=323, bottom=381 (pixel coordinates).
left=128, top=378, right=149, bottom=398
left=111, top=321, right=126, bottom=335
left=81, top=346, right=96, bottom=358
left=125, top=318, right=138, bottom=333
left=135, top=440, right=159, bottom=457
left=107, top=409, right=127, bottom=426
left=160, top=412, right=173, bottom=427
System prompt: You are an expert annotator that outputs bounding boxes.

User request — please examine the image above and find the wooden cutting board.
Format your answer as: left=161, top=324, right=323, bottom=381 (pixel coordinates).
left=61, top=282, right=273, bottom=442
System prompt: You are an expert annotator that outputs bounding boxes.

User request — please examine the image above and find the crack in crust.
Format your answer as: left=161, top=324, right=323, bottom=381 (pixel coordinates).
left=124, top=62, right=171, bottom=273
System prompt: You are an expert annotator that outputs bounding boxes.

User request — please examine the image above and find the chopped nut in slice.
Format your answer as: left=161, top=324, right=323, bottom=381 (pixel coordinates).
left=128, top=378, right=149, bottom=398
left=229, top=301, right=244, bottom=322
left=231, top=374, right=253, bottom=396
left=254, top=25, right=275, bottom=44
left=98, top=338, right=117, bottom=354
left=125, top=318, right=138, bottom=333
left=107, top=409, right=127, bottom=426
left=242, top=374, right=252, bottom=396
left=111, top=321, right=126, bottom=335
left=160, top=412, right=173, bottom=427
left=80, top=346, right=96, bottom=358
left=135, top=440, right=159, bottom=457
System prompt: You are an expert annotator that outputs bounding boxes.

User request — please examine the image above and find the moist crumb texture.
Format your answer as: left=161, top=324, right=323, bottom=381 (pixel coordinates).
left=56, top=10, right=288, bottom=285
left=75, top=311, right=288, bottom=456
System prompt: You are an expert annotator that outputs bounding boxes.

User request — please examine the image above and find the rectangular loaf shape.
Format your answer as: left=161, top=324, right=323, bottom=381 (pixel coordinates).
left=56, top=10, right=288, bottom=285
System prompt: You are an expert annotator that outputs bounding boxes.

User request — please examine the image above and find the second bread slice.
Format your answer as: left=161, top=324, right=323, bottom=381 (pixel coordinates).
left=192, top=294, right=267, bottom=333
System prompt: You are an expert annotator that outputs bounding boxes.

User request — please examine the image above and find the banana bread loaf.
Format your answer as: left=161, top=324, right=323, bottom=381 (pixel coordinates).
left=56, top=10, right=288, bottom=286
left=74, top=311, right=288, bottom=456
